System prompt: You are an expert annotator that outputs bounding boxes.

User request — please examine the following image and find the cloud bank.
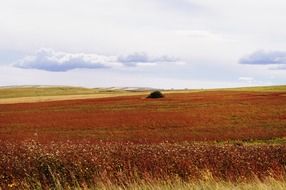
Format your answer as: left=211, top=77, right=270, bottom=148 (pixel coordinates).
left=118, top=52, right=177, bottom=66
left=15, top=49, right=118, bottom=72
left=14, top=49, right=178, bottom=72
left=240, top=50, right=286, bottom=65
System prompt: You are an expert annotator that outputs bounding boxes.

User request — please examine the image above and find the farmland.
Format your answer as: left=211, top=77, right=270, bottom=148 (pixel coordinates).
left=1, top=87, right=286, bottom=143
left=0, top=86, right=149, bottom=104
left=0, top=86, right=286, bottom=189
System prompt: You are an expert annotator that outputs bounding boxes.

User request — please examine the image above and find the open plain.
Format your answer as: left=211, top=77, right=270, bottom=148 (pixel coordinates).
left=0, top=86, right=286, bottom=189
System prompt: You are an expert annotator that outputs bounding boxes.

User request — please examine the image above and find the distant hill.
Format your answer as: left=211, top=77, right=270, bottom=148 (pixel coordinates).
left=0, top=86, right=152, bottom=104
left=0, top=85, right=285, bottom=104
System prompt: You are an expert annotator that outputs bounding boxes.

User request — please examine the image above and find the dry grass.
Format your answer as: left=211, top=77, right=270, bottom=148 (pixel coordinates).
left=96, top=177, right=286, bottom=190
left=0, top=140, right=285, bottom=189
left=0, top=93, right=148, bottom=104
left=5, top=176, right=286, bottom=190
left=0, top=86, right=148, bottom=104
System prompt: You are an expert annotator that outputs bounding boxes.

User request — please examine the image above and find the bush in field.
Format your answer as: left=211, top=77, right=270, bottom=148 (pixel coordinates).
left=147, top=91, right=164, bottom=99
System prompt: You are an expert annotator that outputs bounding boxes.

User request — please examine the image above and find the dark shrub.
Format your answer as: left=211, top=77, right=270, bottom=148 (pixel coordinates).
left=147, top=91, right=164, bottom=99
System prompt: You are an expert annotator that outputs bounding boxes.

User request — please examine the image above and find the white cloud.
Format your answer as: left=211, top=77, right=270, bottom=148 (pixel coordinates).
left=118, top=52, right=177, bottom=67
left=14, top=49, right=120, bottom=72
left=13, top=49, right=179, bottom=72
left=240, top=50, right=286, bottom=65
left=239, top=50, right=286, bottom=71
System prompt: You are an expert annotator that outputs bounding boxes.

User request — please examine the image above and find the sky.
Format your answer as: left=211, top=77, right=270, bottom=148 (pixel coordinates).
left=0, top=0, right=286, bottom=89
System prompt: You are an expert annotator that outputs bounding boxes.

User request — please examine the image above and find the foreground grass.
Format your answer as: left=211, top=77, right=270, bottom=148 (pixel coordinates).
left=7, top=176, right=286, bottom=190
left=114, top=179, right=286, bottom=190
left=1, top=140, right=285, bottom=189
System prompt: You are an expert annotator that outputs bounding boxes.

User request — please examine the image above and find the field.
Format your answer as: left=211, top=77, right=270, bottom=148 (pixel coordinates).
left=0, top=86, right=286, bottom=189
left=0, top=86, right=149, bottom=104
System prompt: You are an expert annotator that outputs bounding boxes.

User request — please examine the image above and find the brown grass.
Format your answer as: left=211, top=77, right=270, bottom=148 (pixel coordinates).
left=0, top=140, right=285, bottom=189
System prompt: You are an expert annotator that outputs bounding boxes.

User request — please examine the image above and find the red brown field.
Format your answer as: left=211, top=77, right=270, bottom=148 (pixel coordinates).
left=0, top=86, right=286, bottom=189
left=1, top=90, right=286, bottom=143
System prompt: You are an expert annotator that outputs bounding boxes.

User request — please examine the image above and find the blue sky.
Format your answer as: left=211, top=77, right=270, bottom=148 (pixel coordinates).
left=0, top=0, right=286, bottom=89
